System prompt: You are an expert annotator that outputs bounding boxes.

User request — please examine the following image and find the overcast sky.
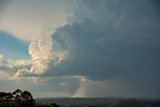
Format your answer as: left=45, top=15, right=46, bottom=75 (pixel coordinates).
left=0, top=0, right=160, bottom=98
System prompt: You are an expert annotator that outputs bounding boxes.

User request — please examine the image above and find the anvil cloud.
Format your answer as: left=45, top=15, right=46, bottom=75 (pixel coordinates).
left=0, top=0, right=160, bottom=98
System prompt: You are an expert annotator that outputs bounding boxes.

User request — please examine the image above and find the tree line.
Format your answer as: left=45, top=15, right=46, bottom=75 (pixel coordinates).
left=0, top=89, right=59, bottom=107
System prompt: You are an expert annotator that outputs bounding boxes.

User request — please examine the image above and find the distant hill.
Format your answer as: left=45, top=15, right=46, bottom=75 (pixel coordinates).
left=35, top=97, right=160, bottom=107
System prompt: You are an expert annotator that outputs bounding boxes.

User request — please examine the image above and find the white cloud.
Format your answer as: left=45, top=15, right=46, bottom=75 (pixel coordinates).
left=10, top=40, right=51, bottom=78
left=0, top=71, right=10, bottom=79
left=0, top=55, right=3, bottom=61
left=28, top=38, right=52, bottom=75
left=11, top=27, right=70, bottom=78
left=0, top=54, right=31, bottom=69
left=73, top=75, right=87, bottom=81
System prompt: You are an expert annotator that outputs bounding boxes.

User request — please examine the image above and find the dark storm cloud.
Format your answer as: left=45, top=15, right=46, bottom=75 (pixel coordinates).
left=0, top=0, right=10, bottom=16
left=42, top=0, right=160, bottom=81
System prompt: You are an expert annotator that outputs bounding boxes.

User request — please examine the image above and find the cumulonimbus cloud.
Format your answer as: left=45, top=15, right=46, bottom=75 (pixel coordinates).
left=1, top=0, right=160, bottom=97
left=11, top=0, right=160, bottom=81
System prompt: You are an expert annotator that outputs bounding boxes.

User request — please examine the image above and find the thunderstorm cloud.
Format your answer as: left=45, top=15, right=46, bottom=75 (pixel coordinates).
left=0, top=0, right=160, bottom=98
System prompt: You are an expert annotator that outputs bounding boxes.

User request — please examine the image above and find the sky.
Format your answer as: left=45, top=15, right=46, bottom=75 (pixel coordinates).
left=0, top=0, right=160, bottom=98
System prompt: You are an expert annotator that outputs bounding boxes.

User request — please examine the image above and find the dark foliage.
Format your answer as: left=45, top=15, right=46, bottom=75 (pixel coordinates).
left=0, top=89, right=35, bottom=107
left=0, top=89, right=59, bottom=107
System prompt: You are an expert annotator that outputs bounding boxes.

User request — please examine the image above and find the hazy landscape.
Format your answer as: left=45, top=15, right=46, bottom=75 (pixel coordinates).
left=36, top=97, right=160, bottom=107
